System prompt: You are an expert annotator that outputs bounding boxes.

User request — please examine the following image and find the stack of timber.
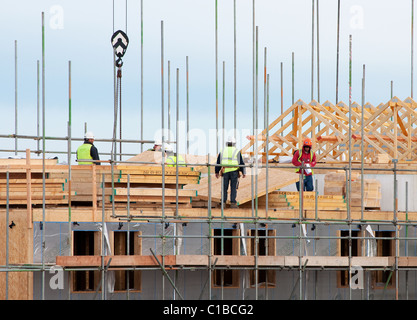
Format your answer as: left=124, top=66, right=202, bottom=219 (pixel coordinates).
left=323, top=171, right=381, bottom=209
left=323, top=171, right=359, bottom=195
left=49, top=165, right=111, bottom=203
left=0, top=157, right=74, bottom=205
left=345, top=179, right=381, bottom=210
left=51, top=162, right=201, bottom=207
left=107, top=165, right=200, bottom=207
left=241, top=191, right=347, bottom=211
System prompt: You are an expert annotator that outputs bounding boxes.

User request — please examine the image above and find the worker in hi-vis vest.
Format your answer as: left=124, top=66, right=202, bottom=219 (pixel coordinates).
left=164, top=144, right=186, bottom=167
left=76, top=132, right=101, bottom=165
left=292, top=138, right=316, bottom=191
left=215, top=136, right=246, bottom=208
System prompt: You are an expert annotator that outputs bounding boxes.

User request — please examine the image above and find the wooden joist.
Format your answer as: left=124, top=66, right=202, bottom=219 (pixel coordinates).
left=111, top=195, right=193, bottom=204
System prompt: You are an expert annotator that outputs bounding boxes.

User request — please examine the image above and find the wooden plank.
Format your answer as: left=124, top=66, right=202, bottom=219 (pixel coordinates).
left=111, top=195, right=192, bottom=204
left=0, top=191, right=71, bottom=198
left=0, top=199, right=70, bottom=205
left=398, top=257, right=417, bottom=267
left=183, top=168, right=299, bottom=205
left=0, top=158, right=58, bottom=165
left=113, top=188, right=197, bottom=197
left=52, top=254, right=402, bottom=268
left=117, top=165, right=200, bottom=176
left=0, top=179, right=66, bottom=184
left=56, top=255, right=176, bottom=267
left=116, top=176, right=199, bottom=184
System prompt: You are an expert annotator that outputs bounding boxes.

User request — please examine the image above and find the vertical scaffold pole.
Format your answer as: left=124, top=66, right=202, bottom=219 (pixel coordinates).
left=336, top=0, right=340, bottom=104
left=161, top=20, right=166, bottom=300
left=186, top=56, right=190, bottom=153
left=176, top=67, right=180, bottom=217
left=6, top=171, right=9, bottom=300
left=215, top=0, right=219, bottom=155
left=348, top=34, right=352, bottom=301
left=316, top=0, right=320, bottom=103
left=168, top=60, right=171, bottom=142
left=41, top=11, right=46, bottom=301
left=411, top=0, right=414, bottom=99
left=37, top=60, right=40, bottom=155
left=223, top=61, right=225, bottom=147
left=15, top=40, right=18, bottom=155
left=311, top=0, right=315, bottom=101
left=68, top=60, right=72, bottom=301
left=361, top=65, right=365, bottom=221
left=234, top=0, right=237, bottom=137
left=281, top=62, right=283, bottom=128
left=140, top=0, right=144, bottom=152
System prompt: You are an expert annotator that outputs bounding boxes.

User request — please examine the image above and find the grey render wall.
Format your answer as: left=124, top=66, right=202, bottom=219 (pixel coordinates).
left=32, top=220, right=417, bottom=300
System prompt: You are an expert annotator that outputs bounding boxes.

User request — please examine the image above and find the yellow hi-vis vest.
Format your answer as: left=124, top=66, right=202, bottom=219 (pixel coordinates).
left=295, top=149, right=314, bottom=175
left=166, top=154, right=186, bottom=167
left=221, top=146, right=239, bottom=173
left=77, top=143, right=93, bottom=165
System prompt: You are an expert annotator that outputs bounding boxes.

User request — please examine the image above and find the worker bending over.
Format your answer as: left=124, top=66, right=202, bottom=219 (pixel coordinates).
left=164, top=144, right=186, bottom=167
left=148, top=140, right=162, bottom=151
left=77, top=132, right=100, bottom=165
left=215, top=137, right=246, bottom=208
left=292, top=138, right=316, bottom=191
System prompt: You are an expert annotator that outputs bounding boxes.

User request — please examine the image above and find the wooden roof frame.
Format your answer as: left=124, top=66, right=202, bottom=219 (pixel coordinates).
left=241, top=97, right=417, bottom=162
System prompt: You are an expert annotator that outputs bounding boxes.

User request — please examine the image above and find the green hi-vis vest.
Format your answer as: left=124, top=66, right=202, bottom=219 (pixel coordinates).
left=221, top=146, right=239, bottom=173
left=77, top=143, right=93, bottom=165
left=166, top=154, right=186, bottom=167
left=295, top=149, right=314, bottom=175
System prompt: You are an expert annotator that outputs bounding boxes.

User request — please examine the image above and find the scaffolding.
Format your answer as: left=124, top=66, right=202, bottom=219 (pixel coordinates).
left=1, top=2, right=417, bottom=301
left=1, top=134, right=417, bottom=300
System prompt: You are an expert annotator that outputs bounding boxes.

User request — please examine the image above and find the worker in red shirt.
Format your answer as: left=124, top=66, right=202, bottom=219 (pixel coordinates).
left=292, top=138, right=316, bottom=191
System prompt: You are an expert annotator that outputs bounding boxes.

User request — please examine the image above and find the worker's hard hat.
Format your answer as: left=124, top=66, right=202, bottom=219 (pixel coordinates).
left=85, top=132, right=95, bottom=139
left=227, top=136, right=236, bottom=144
left=164, top=143, right=173, bottom=152
left=154, top=140, right=162, bottom=146
left=303, top=138, right=313, bottom=147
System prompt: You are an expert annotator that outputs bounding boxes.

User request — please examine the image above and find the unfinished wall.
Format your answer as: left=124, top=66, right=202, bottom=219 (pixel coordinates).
left=27, top=220, right=417, bottom=300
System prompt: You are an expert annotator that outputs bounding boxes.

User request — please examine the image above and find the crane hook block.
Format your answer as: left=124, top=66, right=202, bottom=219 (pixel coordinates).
left=111, top=30, right=129, bottom=60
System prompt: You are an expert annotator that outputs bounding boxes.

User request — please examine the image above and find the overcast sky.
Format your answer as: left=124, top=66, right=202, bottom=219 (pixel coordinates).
left=0, top=0, right=414, bottom=161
